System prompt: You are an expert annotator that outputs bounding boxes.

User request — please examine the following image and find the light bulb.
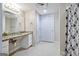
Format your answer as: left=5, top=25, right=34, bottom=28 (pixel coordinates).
left=43, top=9, right=47, bottom=13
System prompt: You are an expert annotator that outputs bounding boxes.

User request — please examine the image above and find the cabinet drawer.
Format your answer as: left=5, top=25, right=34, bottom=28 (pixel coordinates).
left=2, top=40, right=9, bottom=47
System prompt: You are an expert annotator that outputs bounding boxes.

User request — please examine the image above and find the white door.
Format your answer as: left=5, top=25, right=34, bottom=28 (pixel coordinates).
left=40, top=14, right=54, bottom=42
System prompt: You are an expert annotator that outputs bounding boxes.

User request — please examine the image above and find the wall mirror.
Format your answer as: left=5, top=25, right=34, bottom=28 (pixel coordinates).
left=3, top=11, right=18, bottom=34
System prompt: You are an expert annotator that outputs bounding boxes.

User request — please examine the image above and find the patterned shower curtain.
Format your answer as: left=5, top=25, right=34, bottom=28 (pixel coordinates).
left=65, top=4, right=79, bottom=56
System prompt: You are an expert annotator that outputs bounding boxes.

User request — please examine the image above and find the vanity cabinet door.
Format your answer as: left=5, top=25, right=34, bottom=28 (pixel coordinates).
left=2, top=40, right=9, bottom=55
left=21, top=36, right=28, bottom=48
left=21, top=34, right=33, bottom=48
left=2, top=45, right=9, bottom=55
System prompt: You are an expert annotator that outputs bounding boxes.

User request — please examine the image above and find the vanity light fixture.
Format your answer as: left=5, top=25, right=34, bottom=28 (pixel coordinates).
left=4, top=3, right=20, bottom=13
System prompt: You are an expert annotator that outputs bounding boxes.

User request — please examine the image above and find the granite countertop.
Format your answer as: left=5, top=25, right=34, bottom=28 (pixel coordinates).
left=2, top=31, right=33, bottom=42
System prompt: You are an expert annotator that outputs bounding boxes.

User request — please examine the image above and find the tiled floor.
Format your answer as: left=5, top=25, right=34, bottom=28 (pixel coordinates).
left=13, top=41, right=60, bottom=56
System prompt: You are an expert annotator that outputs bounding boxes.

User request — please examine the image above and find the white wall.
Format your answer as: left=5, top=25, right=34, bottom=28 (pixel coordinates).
left=25, top=10, right=37, bottom=46
left=40, top=14, right=55, bottom=42
left=36, top=12, right=60, bottom=44
left=0, top=3, right=2, bottom=53
left=16, top=12, right=25, bottom=32
left=52, top=13, right=59, bottom=42
left=60, top=4, right=70, bottom=55
left=54, top=12, right=60, bottom=55
left=60, top=4, right=66, bottom=55
left=36, top=12, right=40, bottom=43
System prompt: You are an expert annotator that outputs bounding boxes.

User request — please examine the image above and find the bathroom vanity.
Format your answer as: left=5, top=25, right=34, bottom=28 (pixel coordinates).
left=2, top=31, right=33, bottom=56
left=2, top=4, right=33, bottom=56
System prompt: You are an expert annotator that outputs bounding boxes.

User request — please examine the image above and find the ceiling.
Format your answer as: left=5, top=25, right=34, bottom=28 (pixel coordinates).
left=18, top=3, right=61, bottom=15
